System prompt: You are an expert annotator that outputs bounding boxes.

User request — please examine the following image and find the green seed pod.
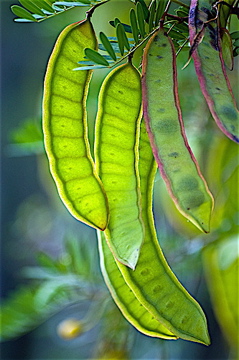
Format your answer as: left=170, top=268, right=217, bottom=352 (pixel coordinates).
left=142, top=28, right=214, bottom=233
left=98, top=230, right=177, bottom=340
left=100, top=120, right=210, bottom=344
left=116, top=121, right=210, bottom=345
left=95, top=62, right=144, bottom=269
left=43, top=19, right=109, bottom=230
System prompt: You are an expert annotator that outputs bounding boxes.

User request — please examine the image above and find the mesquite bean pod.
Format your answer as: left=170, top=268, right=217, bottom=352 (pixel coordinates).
left=43, top=19, right=109, bottom=230
left=142, top=27, right=214, bottom=233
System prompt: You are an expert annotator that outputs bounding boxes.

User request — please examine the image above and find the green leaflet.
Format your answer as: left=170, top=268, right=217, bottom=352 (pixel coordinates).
left=11, top=5, right=37, bottom=21
left=116, top=121, right=210, bottom=345
left=142, top=28, right=214, bottom=233
left=98, top=231, right=177, bottom=340
left=116, top=23, right=130, bottom=56
left=19, top=0, right=45, bottom=16
left=35, top=0, right=54, bottom=12
left=11, top=0, right=95, bottom=22
left=130, top=8, right=140, bottom=44
left=95, top=63, right=144, bottom=269
left=43, top=19, right=109, bottom=230
left=135, top=0, right=149, bottom=21
left=148, top=0, right=156, bottom=33
left=119, top=23, right=130, bottom=51
left=109, top=18, right=132, bottom=34
left=116, top=23, right=125, bottom=56
left=137, top=2, right=146, bottom=38
left=155, top=0, right=166, bottom=26
left=84, top=47, right=110, bottom=66
left=231, top=31, right=239, bottom=40
left=99, top=32, right=117, bottom=61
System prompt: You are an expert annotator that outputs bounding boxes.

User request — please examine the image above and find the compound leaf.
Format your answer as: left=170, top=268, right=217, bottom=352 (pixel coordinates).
left=100, top=32, right=117, bottom=61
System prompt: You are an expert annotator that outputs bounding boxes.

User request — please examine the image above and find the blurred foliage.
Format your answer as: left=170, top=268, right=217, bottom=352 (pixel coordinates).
left=7, top=118, right=43, bottom=156
left=10, top=118, right=42, bottom=144
left=203, top=236, right=239, bottom=358
left=0, top=237, right=103, bottom=341
left=0, top=235, right=132, bottom=359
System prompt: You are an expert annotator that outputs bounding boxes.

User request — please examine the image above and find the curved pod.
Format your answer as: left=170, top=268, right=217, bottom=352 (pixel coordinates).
left=142, top=28, right=214, bottom=233
left=95, top=63, right=144, bottom=269
left=189, top=0, right=239, bottom=143
left=116, top=121, right=210, bottom=345
left=43, top=19, right=109, bottom=230
left=98, top=230, right=178, bottom=340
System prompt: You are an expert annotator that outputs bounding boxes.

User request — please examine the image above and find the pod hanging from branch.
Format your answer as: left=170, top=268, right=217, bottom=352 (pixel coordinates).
left=189, top=0, right=239, bottom=143
left=42, top=18, right=109, bottom=230
left=142, top=27, right=214, bottom=233
left=95, top=62, right=144, bottom=270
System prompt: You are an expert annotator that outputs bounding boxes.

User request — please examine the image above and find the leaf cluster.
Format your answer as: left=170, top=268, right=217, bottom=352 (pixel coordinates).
left=10, top=0, right=238, bottom=68
left=11, top=0, right=102, bottom=22
left=78, top=0, right=192, bottom=70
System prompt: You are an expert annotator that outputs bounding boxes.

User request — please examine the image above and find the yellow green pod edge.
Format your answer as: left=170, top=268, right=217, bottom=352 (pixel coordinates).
left=43, top=19, right=109, bottom=231
left=98, top=231, right=178, bottom=340
left=95, top=62, right=144, bottom=269
left=116, top=121, right=210, bottom=345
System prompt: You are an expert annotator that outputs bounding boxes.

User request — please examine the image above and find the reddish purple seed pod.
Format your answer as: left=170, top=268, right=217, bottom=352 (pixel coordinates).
left=189, top=0, right=239, bottom=143
left=142, top=27, right=213, bottom=233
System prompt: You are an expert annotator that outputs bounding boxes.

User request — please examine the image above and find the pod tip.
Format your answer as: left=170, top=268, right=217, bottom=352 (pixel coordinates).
left=117, top=247, right=141, bottom=270
left=199, top=327, right=211, bottom=346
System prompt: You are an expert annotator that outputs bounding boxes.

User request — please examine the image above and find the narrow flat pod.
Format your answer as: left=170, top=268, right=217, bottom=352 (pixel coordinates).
left=43, top=19, right=109, bottom=230
left=117, top=121, right=210, bottom=345
left=95, top=63, right=144, bottom=269
left=189, top=0, right=239, bottom=143
left=142, top=28, right=213, bottom=233
left=98, top=231, right=178, bottom=340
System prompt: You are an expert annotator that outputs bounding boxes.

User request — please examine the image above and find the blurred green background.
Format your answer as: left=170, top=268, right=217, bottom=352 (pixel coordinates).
left=1, top=0, right=238, bottom=359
